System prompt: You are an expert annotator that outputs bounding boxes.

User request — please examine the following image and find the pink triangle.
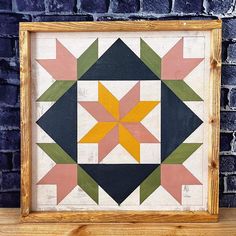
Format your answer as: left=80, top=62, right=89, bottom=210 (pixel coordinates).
left=37, top=164, right=77, bottom=204
left=37, top=39, right=77, bottom=80
left=161, top=38, right=204, bottom=80
left=161, top=164, right=201, bottom=204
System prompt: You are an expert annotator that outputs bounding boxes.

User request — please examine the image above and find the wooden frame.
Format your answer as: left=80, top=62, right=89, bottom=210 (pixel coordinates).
left=20, top=20, right=222, bottom=223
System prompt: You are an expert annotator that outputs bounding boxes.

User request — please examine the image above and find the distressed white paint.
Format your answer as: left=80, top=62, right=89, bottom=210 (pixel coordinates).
left=140, top=143, right=161, bottom=164
left=101, top=81, right=137, bottom=100
left=100, top=144, right=138, bottom=164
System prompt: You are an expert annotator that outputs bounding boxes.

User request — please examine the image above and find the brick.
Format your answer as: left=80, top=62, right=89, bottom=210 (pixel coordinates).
left=15, top=0, right=45, bottom=12
left=219, top=173, right=224, bottom=194
left=0, top=71, right=19, bottom=86
left=143, top=0, right=171, bottom=13
left=33, top=14, right=93, bottom=22
left=226, top=175, right=236, bottom=192
left=0, top=58, right=19, bottom=70
left=0, top=38, right=15, bottom=58
left=0, top=191, right=20, bottom=207
left=0, top=152, right=12, bottom=170
left=220, top=132, right=233, bottom=152
left=112, top=0, right=140, bottom=13
left=227, top=43, right=236, bottom=63
left=47, top=0, right=76, bottom=13
left=175, top=15, right=218, bottom=20
left=220, top=155, right=236, bottom=172
left=80, top=0, right=109, bottom=13
left=221, top=87, right=229, bottom=108
left=173, top=0, right=203, bottom=14
left=14, top=39, right=19, bottom=58
left=229, top=88, right=236, bottom=108
left=2, top=171, right=20, bottom=190
left=0, top=13, right=31, bottom=36
left=129, top=15, right=159, bottom=20
left=221, top=111, right=236, bottom=131
left=233, top=138, right=236, bottom=153
left=0, top=59, right=19, bottom=85
left=0, top=0, right=12, bottom=11
left=221, top=65, right=236, bottom=85
left=0, top=84, right=18, bottom=106
left=0, top=130, right=20, bottom=151
left=222, top=41, right=229, bottom=62
left=220, top=193, right=236, bottom=207
left=97, top=16, right=128, bottom=21
left=0, top=107, right=20, bottom=126
left=207, top=0, right=233, bottom=14
left=223, top=18, right=236, bottom=40
left=0, top=108, right=20, bottom=128
left=131, top=15, right=217, bottom=21
left=12, top=151, right=20, bottom=170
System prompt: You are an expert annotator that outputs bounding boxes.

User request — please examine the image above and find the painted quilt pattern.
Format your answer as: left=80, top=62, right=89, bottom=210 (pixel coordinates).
left=33, top=34, right=207, bottom=209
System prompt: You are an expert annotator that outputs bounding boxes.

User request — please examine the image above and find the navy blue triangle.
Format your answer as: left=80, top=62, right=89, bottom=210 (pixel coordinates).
left=79, top=164, right=159, bottom=205
left=80, top=38, right=160, bottom=81
left=161, top=82, right=203, bottom=161
left=36, top=82, right=77, bottom=162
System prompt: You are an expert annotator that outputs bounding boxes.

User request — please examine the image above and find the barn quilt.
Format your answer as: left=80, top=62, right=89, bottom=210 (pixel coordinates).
left=31, top=32, right=210, bottom=211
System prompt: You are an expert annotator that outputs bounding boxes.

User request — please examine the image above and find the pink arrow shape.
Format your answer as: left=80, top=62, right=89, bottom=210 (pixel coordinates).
left=122, top=122, right=159, bottom=143
left=37, top=39, right=77, bottom=80
left=37, top=164, right=77, bottom=204
left=161, top=164, right=202, bottom=204
left=161, top=38, right=204, bottom=80
left=119, top=81, right=140, bottom=119
left=98, top=125, right=119, bottom=162
left=79, top=101, right=116, bottom=122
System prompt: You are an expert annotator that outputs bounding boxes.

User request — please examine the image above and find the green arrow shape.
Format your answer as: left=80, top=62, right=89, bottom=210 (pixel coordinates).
left=78, top=165, right=98, bottom=204
left=163, top=143, right=202, bottom=164
left=163, top=80, right=203, bottom=101
left=77, top=38, right=98, bottom=79
left=140, top=38, right=161, bottom=78
left=140, top=166, right=160, bottom=204
left=37, top=143, right=76, bottom=164
left=37, top=81, right=76, bottom=102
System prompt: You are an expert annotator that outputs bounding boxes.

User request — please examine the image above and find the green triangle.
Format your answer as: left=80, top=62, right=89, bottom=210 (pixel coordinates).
left=37, top=143, right=76, bottom=164
left=140, top=166, right=160, bottom=204
left=140, top=38, right=161, bottom=78
left=163, top=143, right=202, bottom=164
left=37, top=81, right=76, bottom=102
left=77, top=38, right=98, bottom=79
left=163, top=80, right=203, bottom=101
left=77, top=165, right=98, bottom=204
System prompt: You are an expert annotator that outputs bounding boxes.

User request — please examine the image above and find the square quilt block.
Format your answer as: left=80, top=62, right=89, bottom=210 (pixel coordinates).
left=31, top=31, right=210, bottom=211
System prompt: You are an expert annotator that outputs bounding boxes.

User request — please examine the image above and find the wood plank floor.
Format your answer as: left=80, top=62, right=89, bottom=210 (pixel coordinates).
left=0, top=208, right=236, bottom=236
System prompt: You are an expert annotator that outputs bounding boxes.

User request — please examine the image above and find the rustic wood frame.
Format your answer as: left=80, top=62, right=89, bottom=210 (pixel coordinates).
left=20, top=20, right=222, bottom=223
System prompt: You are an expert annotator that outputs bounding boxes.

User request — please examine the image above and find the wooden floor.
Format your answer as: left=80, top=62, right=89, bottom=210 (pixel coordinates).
left=0, top=208, right=236, bottom=236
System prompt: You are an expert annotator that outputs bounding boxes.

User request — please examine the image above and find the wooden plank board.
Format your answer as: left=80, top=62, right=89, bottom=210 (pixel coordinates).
left=20, top=20, right=222, bottom=32
left=20, top=211, right=218, bottom=223
left=0, top=208, right=235, bottom=236
left=20, top=30, right=32, bottom=217
left=208, top=28, right=222, bottom=215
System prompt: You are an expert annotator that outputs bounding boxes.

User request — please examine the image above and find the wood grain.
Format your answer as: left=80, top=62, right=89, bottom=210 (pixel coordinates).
left=208, top=28, right=222, bottom=215
left=0, top=208, right=235, bottom=236
left=21, top=210, right=217, bottom=223
left=20, top=20, right=222, bottom=223
left=20, top=30, right=32, bottom=217
left=20, top=20, right=222, bottom=32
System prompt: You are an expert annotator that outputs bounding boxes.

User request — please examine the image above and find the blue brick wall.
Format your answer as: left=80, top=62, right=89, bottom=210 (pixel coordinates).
left=0, top=0, right=235, bottom=208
